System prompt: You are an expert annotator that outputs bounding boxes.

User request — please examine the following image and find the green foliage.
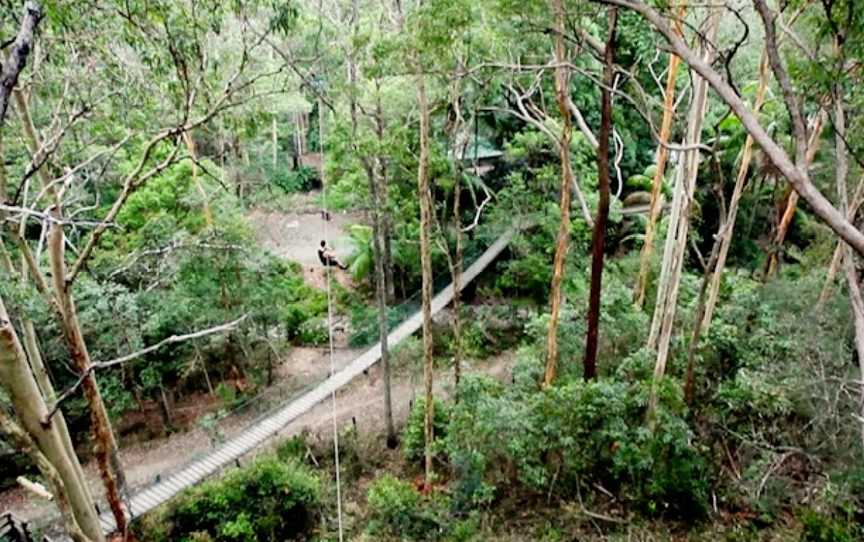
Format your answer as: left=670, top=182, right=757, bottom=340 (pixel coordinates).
left=443, top=374, right=709, bottom=518
left=799, top=509, right=860, bottom=542
left=366, top=475, right=446, bottom=540
left=402, top=398, right=451, bottom=464
left=270, top=165, right=318, bottom=193
left=158, top=456, right=320, bottom=541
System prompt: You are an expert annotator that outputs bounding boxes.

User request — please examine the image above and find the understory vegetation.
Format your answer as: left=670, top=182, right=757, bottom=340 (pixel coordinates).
left=1, top=0, right=863, bottom=541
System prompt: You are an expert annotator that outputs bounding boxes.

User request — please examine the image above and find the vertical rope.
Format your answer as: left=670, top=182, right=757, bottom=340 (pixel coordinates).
left=318, top=96, right=344, bottom=542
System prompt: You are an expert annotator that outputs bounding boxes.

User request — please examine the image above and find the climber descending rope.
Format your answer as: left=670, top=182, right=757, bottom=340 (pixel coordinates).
left=318, top=97, right=345, bottom=542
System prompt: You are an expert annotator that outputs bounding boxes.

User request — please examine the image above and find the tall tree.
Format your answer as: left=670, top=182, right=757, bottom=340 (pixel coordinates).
left=646, top=7, right=719, bottom=421
left=632, top=1, right=685, bottom=308
left=597, top=0, right=864, bottom=258
left=583, top=7, right=618, bottom=380
left=542, top=0, right=576, bottom=387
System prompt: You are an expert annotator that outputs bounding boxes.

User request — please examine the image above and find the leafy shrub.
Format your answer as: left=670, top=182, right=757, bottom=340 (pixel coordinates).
left=297, top=318, right=329, bottom=345
left=163, top=456, right=320, bottom=541
left=366, top=475, right=445, bottom=540
left=271, top=165, right=318, bottom=193
left=444, top=374, right=709, bottom=518
left=799, top=509, right=859, bottom=542
left=402, top=397, right=451, bottom=464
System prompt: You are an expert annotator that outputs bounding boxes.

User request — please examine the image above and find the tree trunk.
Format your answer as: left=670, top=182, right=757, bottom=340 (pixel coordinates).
left=601, top=0, right=864, bottom=258
left=0, top=408, right=93, bottom=542
left=818, top=176, right=864, bottom=308
left=763, top=111, right=826, bottom=277
left=700, top=52, right=769, bottom=332
left=633, top=1, right=686, bottom=308
left=415, top=63, right=435, bottom=486
left=0, top=295, right=104, bottom=541
left=272, top=116, right=278, bottom=168
left=584, top=8, right=617, bottom=380
left=542, top=0, right=575, bottom=387
left=183, top=131, right=213, bottom=228
left=646, top=9, right=719, bottom=423
left=831, top=82, right=864, bottom=448
left=14, top=90, right=127, bottom=536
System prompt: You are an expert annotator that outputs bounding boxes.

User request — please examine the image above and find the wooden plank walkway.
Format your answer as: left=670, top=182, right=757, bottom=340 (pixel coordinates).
left=95, top=227, right=516, bottom=534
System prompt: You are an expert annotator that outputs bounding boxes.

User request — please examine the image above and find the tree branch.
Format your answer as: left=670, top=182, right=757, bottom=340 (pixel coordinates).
left=44, top=315, right=248, bottom=423
left=0, top=1, right=42, bottom=127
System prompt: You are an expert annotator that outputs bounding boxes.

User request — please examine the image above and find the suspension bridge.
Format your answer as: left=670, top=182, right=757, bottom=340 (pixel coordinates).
left=87, top=226, right=516, bottom=535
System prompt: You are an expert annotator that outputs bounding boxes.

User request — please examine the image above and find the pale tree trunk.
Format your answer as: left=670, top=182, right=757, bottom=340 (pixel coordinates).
left=0, top=408, right=92, bottom=542
left=700, top=52, right=769, bottom=332
left=347, top=5, right=396, bottom=448
left=1, top=134, right=85, bottom=496
left=415, top=64, right=435, bottom=486
left=633, top=1, right=686, bottom=308
left=646, top=9, right=719, bottom=422
left=583, top=8, right=617, bottom=380
left=272, top=116, right=278, bottom=168
left=763, top=110, right=826, bottom=278
left=600, top=0, right=864, bottom=256
left=14, top=90, right=127, bottom=536
left=183, top=131, right=213, bottom=228
left=818, top=177, right=864, bottom=308
left=831, top=85, right=864, bottom=448
left=15, top=262, right=89, bottom=499
left=373, top=98, right=396, bottom=433
left=542, top=0, right=575, bottom=387
left=0, top=295, right=104, bottom=541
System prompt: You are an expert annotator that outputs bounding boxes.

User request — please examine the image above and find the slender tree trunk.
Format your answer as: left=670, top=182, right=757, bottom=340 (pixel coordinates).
left=700, top=52, right=769, bottom=332
left=633, top=1, right=685, bottom=308
left=684, top=158, right=728, bottom=404
left=0, top=295, right=104, bottom=541
left=14, top=90, right=127, bottom=536
left=646, top=10, right=719, bottom=423
left=818, top=176, right=864, bottom=308
left=763, top=111, right=826, bottom=277
left=584, top=8, right=617, bottom=380
left=415, top=61, right=436, bottom=485
left=272, top=116, right=278, bottom=168
left=451, top=178, right=464, bottom=394
left=831, top=83, right=864, bottom=448
left=0, top=150, right=87, bottom=499
left=183, top=131, right=213, bottom=228
left=347, top=8, right=396, bottom=447
left=542, top=0, right=575, bottom=387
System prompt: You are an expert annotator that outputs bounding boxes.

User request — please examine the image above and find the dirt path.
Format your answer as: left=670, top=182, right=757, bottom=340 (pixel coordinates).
left=247, top=195, right=364, bottom=290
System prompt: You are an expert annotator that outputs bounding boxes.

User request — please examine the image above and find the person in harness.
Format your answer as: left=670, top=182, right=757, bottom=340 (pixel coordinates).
left=318, top=240, right=348, bottom=270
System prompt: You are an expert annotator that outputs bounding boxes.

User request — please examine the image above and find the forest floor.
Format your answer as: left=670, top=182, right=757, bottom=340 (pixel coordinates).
left=247, top=192, right=363, bottom=290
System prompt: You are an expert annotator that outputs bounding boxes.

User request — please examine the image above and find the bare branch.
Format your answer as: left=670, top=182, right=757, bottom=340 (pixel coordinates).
left=44, top=315, right=248, bottom=423
left=0, top=2, right=42, bottom=126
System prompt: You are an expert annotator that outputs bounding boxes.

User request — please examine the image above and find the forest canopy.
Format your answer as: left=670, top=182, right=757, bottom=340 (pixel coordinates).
left=0, top=0, right=863, bottom=540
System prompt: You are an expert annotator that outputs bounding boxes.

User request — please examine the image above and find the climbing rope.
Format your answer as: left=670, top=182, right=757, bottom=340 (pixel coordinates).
left=318, top=96, right=344, bottom=542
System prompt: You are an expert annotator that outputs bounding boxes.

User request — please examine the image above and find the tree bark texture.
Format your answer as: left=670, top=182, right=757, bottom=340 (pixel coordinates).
left=0, top=295, right=104, bottom=541
left=646, top=8, right=719, bottom=422
left=700, top=52, right=769, bottom=332
left=0, top=1, right=42, bottom=125
left=0, top=407, right=93, bottom=542
left=14, top=90, right=128, bottom=536
left=584, top=7, right=618, bottom=380
left=633, top=1, right=685, bottom=308
left=543, top=0, right=575, bottom=387
left=415, top=65, right=435, bottom=485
